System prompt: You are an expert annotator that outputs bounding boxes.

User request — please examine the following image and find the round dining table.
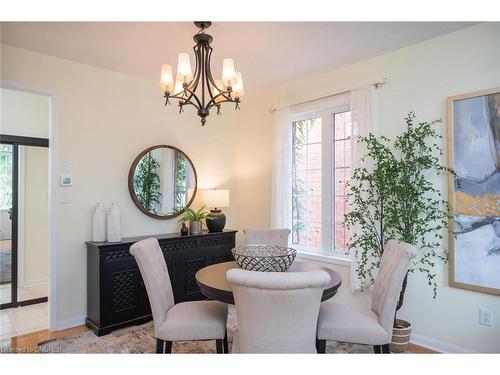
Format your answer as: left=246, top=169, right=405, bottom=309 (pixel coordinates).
left=195, top=260, right=342, bottom=305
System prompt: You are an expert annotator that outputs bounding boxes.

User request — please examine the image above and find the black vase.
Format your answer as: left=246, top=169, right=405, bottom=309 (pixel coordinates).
left=206, top=210, right=226, bottom=232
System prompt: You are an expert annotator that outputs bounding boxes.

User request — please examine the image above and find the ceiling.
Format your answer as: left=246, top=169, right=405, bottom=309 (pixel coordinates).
left=0, top=22, right=476, bottom=88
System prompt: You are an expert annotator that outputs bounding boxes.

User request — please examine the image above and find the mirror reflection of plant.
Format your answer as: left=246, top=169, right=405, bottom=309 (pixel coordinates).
left=174, top=152, right=188, bottom=212
left=134, top=152, right=161, bottom=213
left=345, top=112, right=454, bottom=301
left=178, top=206, right=212, bottom=223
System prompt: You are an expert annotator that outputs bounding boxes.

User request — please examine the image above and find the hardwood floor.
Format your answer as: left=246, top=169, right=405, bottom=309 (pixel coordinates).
left=3, top=325, right=438, bottom=354
left=3, top=326, right=89, bottom=353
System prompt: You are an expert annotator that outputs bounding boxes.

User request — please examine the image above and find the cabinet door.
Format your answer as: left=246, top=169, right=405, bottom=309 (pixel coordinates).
left=176, top=250, right=208, bottom=302
left=199, top=234, right=235, bottom=265
left=100, top=245, right=141, bottom=326
left=158, top=238, right=199, bottom=303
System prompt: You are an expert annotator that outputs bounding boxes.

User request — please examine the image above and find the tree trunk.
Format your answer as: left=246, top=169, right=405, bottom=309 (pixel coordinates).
left=393, top=271, right=409, bottom=328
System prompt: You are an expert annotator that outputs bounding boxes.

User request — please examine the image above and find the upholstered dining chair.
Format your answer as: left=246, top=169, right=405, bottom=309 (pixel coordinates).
left=130, top=238, right=228, bottom=353
left=243, top=228, right=290, bottom=247
left=227, top=268, right=331, bottom=353
left=316, top=240, right=417, bottom=354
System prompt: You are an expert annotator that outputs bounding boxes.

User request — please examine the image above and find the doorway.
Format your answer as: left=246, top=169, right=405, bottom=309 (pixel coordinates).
left=0, top=135, right=49, bottom=310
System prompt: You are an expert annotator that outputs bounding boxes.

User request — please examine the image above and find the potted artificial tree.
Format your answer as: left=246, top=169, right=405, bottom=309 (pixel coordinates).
left=345, top=112, right=454, bottom=352
left=179, top=206, right=212, bottom=235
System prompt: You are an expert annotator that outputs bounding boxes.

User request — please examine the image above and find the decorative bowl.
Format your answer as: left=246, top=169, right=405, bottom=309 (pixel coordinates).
left=231, top=245, right=297, bottom=272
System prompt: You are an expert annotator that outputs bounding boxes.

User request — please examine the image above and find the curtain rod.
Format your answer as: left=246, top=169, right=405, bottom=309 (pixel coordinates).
left=269, top=77, right=387, bottom=114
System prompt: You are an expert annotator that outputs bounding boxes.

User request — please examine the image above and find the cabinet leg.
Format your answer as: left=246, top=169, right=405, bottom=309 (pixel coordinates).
left=381, top=343, right=390, bottom=353
left=373, top=345, right=381, bottom=353
left=216, top=339, right=223, bottom=354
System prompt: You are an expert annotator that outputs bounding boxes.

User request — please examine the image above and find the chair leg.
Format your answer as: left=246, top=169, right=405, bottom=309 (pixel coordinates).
left=223, top=332, right=229, bottom=354
left=381, top=343, right=390, bottom=353
left=156, top=338, right=164, bottom=354
left=373, top=345, right=381, bottom=354
left=316, top=339, right=326, bottom=354
left=165, top=341, right=172, bottom=353
left=216, top=339, right=223, bottom=354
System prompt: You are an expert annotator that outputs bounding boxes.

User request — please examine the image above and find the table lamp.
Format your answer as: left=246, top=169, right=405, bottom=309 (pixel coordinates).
left=203, top=189, right=229, bottom=232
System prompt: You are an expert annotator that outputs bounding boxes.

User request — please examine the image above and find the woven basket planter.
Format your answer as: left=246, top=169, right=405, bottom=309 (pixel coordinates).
left=390, top=319, right=412, bottom=353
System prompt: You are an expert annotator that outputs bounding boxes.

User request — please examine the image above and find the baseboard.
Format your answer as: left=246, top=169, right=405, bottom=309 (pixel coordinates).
left=410, top=333, right=473, bottom=353
left=54, top=315, right=86, bottom=331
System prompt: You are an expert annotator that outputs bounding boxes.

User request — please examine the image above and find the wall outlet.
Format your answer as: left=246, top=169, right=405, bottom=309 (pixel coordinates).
left=479, top=308, right=493, bottom=327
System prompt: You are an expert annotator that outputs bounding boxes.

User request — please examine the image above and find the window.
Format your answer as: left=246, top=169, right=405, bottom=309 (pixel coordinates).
left=290, top=100, right=351, bottom=255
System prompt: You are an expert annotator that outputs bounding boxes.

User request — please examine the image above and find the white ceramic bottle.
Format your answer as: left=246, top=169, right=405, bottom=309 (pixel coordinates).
left=92, top=203, right=106, bottom=242
left=107, top=202, right=122, bottom=242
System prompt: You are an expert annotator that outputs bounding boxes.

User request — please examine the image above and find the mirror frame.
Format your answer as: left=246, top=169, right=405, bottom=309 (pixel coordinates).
left=128, top=145, right=197, bottom=220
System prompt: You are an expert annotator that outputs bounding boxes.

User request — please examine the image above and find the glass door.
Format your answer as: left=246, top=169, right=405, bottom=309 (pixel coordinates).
left=0, top=144, right=13, bottom=307
left=0, top=137, right=49, bottom=309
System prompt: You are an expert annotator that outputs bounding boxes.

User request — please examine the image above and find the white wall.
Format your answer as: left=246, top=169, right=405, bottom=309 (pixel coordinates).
left=234, top=23, right=500, bottom=353
left=1, top=88, right=50, bottom=138
left=20, top=146, right=49, bottom=286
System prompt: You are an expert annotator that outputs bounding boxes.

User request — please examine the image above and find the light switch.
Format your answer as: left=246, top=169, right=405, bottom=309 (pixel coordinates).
left=62, top=190, right=72, bottom=203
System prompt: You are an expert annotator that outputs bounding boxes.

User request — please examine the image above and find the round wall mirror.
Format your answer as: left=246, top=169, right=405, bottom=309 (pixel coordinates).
left=128, top=145, right=197, bottom=219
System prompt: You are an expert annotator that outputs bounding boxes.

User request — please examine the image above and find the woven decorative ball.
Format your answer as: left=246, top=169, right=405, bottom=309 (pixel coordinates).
left=231, top=245, right=297, bottom=272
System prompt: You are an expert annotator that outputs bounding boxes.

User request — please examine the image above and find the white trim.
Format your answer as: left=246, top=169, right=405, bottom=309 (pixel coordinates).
left=55, top=315, right=86, bottom=331
left=1, top=80, right=58, bottom=332
left=410, top=333, right=473, bottom=354
left=17, top=147, right=26, bottom=287
left=296, top=249, right=352, bottom=267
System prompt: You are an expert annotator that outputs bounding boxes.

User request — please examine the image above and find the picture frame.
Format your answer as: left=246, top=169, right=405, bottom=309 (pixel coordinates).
left=448, top=87, right=500, bottom=295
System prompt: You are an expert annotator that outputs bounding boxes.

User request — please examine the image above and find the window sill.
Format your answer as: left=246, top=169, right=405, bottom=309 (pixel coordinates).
left=295, top=249, right=352, bottom=267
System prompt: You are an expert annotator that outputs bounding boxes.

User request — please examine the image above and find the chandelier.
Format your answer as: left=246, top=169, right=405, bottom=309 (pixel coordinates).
left=160, top=21, right=244, bottom=126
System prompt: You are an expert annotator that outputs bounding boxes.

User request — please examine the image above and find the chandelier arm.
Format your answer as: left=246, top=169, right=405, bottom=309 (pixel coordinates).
left=206, top=97, right=238, bottom=112
left=168, top=92, right=201, bottom=111
left=205, top=91, right=236, bottom=109
left=180, top=89, right=202, bottom=110
left=180, top=45, right=203, bottom=108
left=204, top=44, right=216, bottom=106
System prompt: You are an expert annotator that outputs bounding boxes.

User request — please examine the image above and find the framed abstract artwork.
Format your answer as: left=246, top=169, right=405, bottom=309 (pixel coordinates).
left=448, top=87, right=500, bottom=295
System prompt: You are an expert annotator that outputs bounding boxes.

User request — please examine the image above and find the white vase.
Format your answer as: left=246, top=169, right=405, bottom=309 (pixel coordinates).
left=107, top=202, right=122, bottom=242
left=92, top=203, right=106, bottom=242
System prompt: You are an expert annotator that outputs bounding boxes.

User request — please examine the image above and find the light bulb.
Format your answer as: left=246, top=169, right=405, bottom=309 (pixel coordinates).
left=160, top=64, right=174, bottom=92
left=177, top=53, right=193, bottom=83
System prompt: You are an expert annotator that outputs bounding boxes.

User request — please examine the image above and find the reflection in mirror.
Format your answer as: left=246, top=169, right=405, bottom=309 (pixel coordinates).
left=130, top=146, right=196, bottom=218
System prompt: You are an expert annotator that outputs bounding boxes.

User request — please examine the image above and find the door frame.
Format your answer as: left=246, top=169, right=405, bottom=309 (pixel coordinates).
left=0, top=135, right=49, bottom=309
left=0, top=80, right=58, bottom=331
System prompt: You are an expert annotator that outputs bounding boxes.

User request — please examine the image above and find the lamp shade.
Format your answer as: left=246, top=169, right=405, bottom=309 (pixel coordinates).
left=160, top=64, right=174, bottom=92
left=203, top=189, right=229, bottom=209
left=233, top=72, right=245, bottom=98
left=221, top=58, right=236, bottom=87
left=177, top=53, right=193, bottom=83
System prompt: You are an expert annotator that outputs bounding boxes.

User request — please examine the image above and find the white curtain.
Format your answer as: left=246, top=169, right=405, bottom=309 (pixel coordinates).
left=270, top=108, right=291, bottom=236
left=349, top=85, right=378, bottom=292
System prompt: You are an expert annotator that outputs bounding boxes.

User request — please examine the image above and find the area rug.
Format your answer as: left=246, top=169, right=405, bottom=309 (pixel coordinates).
left=37, top=306, right=407, bottom=354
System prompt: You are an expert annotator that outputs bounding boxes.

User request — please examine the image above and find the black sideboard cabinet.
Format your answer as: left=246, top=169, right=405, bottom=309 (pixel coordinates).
left=86, top=230, right=236, bottom=336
